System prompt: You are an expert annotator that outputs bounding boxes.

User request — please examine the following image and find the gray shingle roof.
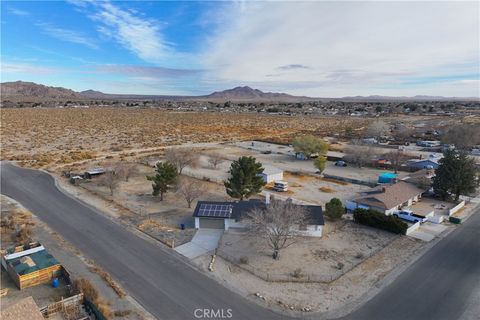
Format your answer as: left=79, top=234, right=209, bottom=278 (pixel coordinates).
left=193, top=200, right=324, bottom=225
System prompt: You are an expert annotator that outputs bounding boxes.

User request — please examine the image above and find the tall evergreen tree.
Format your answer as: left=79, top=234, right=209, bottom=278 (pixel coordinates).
left=325, top=198, right=344, bottom=220
left=433, top=150, right=477, bottom=201
left=147, top=161, right=178, bottom=201
left=224, top=156, right=266, bottom=200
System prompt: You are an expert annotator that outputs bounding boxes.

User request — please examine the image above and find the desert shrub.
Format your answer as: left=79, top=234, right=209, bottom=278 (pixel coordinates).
left=15, top=225, right=32, bottom=244
left=89, top=265, right=126, bottom=297
left=239, top=256, right=249, bottom=264
left=291, top=268, right=304, bottom=278
left=355, top=252, right=365, bottom=259
left=96, top=298, right=112, bottom=319
left=335, top=262, right=344, bottom=270
left=353, top=208, right=407, bottom=234
left=114, top=310, right=132, bottom=317
left=73, top=278, right=99, bottom=301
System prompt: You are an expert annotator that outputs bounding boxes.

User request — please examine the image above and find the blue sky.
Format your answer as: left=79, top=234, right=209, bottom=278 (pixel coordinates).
left=1, top=1, right=479, bottom=97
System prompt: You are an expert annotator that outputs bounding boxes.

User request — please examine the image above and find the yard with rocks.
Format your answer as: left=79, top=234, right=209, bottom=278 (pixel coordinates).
left=217, top=221, right=397, bottom=283
left=197, top=225, right=426, bottom=314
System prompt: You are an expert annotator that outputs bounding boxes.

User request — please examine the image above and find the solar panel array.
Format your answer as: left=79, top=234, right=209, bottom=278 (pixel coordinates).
left=198, top=203, right=233, bottom=218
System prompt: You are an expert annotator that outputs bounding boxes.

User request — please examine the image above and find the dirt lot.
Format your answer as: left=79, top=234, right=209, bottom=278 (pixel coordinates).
left=217, top=221, right=397, bottom=282
left=64, top=162, right=232, bottom=246
left=0, top=108, right=370, bottom=167
left=197, top=231, right=426, bottom=314
left=171, top=145, right=375, bottom=205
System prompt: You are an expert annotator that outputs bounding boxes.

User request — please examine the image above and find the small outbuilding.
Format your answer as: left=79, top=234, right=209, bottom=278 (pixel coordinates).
left=259, top=165, right=283, bottom=183
left=84, top=167, right=106, bottom=179
left=1, top=242, right=63, bottom=290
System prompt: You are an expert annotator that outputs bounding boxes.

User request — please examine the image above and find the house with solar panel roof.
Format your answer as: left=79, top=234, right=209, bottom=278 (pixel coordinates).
left=192, top=195, right=324, bottom=237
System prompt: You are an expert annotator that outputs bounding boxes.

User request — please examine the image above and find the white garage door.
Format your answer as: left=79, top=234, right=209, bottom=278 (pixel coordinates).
left=199, top=218, right=225, bottom=229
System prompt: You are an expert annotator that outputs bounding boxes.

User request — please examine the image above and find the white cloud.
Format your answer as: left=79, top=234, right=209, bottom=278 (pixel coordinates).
left=36, top=22, right=98, bottom=49
left=8, top=7, right=30, bottom=16
left=1, top=62, right=59, bottom=75
left=90, top=2, right=172, bottom=64
left=203, top=1, right=479, bottom=97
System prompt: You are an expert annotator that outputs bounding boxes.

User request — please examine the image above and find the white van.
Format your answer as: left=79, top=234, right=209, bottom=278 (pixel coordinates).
left=273, top=181, right=288, bottom=192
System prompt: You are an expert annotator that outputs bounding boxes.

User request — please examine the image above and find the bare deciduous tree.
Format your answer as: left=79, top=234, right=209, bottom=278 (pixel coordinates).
left=208, top=152, right=225, bottom=169
left=247, top=200, right=306, bottom=260
left=165, top=148, right=199, bottom=174
left=100, top=171, right=119, bottom=196
left=366, top=120, right=389, bottom=139
left=177, top=177, right=205, bottom=208
left=385, top=149, right=411, bottom=173
left=344, top=139, right=375, bottom=168
left=115, top=162, right=138, bottom=182
left=393, top=125, right=414, bottom=143
left=442, top=124, right=480, bottom=150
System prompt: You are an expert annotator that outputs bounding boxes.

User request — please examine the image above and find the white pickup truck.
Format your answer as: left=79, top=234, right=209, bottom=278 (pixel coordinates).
left=392, top=210, right=427, bottom=223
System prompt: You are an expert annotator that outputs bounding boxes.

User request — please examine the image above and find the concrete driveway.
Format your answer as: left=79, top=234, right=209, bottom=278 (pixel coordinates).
left=175, top=229, right=224, bottom=259
left=408, top=222, right=448, bottom=242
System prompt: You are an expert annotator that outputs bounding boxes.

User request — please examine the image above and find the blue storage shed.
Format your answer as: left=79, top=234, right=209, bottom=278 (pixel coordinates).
left=378, top=172, right=397, bottom=183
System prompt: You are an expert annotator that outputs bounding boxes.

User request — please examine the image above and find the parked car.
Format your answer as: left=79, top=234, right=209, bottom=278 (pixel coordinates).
left=335, top=160, right=347, bottom=167
left=392, top=210, right=427, bottom=223
left=69, top=175, right=84, bottom=184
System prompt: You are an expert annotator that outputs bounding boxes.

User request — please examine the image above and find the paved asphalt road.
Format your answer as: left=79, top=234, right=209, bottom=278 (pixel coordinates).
left=0, top=163, right=286, bottom=320
left=1, top=162, right=479, bottom=320
left=341, top=204, right=480, bottom=320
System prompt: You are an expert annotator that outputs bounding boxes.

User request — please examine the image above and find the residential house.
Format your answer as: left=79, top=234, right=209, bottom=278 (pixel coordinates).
left=1, top=297, right=44, bottom=320
left=346, top=181, right=425, bottom=215
left=193, top=198, right=324, bottom=237
left=405, top=154, right=443, bottom=170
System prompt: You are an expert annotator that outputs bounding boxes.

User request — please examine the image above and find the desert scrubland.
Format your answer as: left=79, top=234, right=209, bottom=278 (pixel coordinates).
left=0, top=107, right=369, bottom=167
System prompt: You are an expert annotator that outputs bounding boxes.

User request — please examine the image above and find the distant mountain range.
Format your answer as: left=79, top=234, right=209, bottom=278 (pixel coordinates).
left=204, top=86, right=311, bottom=101
left=1, top=81, right=83, bottom=101
left=1, top=81, right=478, bottom=102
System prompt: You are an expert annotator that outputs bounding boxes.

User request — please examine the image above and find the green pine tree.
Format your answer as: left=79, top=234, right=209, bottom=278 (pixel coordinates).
left=433, top=150, right=478, bottom=202
left=325, top=198, right=344, bottom=220
left=147, top=161, right=178, bottom=201
left=224, top=156, right=266, bottom=200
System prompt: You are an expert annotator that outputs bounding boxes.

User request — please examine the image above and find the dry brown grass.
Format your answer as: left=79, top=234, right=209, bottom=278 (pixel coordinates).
left=114, top=310, right=133, bottom=317
left=0, top=108, right=369, bottom=167
left=74, top=278, right=113, bottom=318
left=319, top=186, right=336, bottom=193
left=284, top=171, right=315, bottom=181
left=89, top=265, right=126, bottom=298
left=74, top=278, right=99, bottom=301
left=318, top=177, right=349, bottom=185
left=1, top=208, right=35, bottom=246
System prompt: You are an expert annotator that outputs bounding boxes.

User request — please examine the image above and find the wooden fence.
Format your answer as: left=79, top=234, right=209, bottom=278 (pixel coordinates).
left=17, top=264, right=63, bottom=290
left=40, top=293, right=84, bottom=319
